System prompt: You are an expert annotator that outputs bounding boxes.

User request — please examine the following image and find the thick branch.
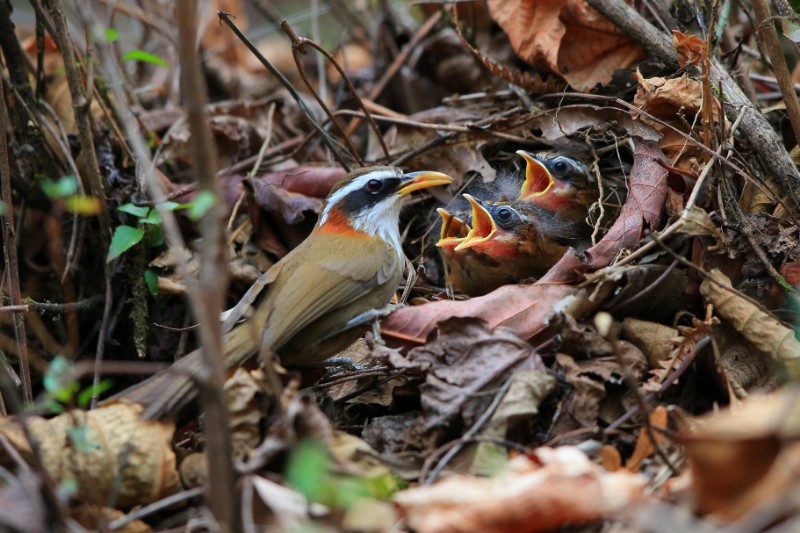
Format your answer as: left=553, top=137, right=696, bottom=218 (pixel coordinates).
left=175, top=1, right=238, bottom=531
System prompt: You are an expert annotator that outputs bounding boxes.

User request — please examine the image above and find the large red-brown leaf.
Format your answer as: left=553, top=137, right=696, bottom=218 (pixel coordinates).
left=382, top=283, right=576, bottom=344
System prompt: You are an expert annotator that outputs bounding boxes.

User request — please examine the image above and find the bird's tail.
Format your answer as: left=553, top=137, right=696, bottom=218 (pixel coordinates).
left=106, top=313, right=264, bottom=419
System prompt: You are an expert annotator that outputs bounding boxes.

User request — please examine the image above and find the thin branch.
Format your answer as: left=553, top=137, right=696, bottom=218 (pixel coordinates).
left=217, top=10, right=353, bottom=170
left=281, top=19, right=391, bottom=162
left=0, top=70, right=31, bottom=403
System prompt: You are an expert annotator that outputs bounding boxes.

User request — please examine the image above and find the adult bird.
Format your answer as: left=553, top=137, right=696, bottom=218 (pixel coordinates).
left=112, top=166, right=452, bottom=418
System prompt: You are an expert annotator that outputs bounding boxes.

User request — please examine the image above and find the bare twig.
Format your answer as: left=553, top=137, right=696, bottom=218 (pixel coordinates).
left=344, top=10, right=442, bottom=137
left=0, top=72, right=31, bottom=403
left=281, top=21, right=364, bottom=164
left=281, top=19, right=391, bottom=161
left=217, top=10, right=352, bottom=170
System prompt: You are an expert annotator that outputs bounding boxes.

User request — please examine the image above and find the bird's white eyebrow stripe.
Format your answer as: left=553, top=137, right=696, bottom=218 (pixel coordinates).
left=318, top=169, right=400, bottom=225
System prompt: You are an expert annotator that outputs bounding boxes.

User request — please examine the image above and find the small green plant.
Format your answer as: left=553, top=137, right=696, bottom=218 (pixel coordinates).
left=108, top=195, right=218, bottom=295
left=40, top=175, right=102, bottom=215
left=42, top=355, right=113, bottom=414
left=121, top=49, right=169, bottom=67
left=107, top=202, right=170, bottom=263
left=285, top=439, right=399, bottom=509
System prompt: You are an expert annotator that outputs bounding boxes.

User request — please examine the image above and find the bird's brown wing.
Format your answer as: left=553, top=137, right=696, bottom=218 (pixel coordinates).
left=260, top=232, right=401, bottom=353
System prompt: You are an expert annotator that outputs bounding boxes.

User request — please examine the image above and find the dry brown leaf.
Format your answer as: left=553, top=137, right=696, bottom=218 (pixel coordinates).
left=225, top=368, right=267, bottom=461
left=635, top=73, right=704, bottom=119
left=395, top=446, right=646, bottom=533
left=388, top=318, right=547, bottom=447
left=248, top=179, right=324, bottom=224
left=382, top=283, right=576, bottom=344
left=621, top=318, right=679, bottom=367
left=672, top=30, right=706, bottom=67
left=700, top=269, right=800, bottom=379
left=626, top=406, right=668, bottom=473
left=0, top=402, right=179, bottom=508
left=552, top=341, right=647, bottom=433
left=681, top=389, right=800, bottom=519
left=487, top=0, right=644, bottom=91
left=249, top=166, right=347, bottom=198
left=633, top=72, right=718, bottom=168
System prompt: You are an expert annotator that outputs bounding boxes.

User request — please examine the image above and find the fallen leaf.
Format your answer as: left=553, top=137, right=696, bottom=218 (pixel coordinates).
left=382, top=283, right=576, bottom=344
left=681, top=389, right=800, bottom=520
left=700, top=269, right=800, bottom=379
left=389, top=318, right=546, bottom=447
left=672, top=30, right=706, bottom=67
left=486, top=0, right=644, bottom=91
left=626, top=406, right=668, bottom=472
left=0, top=402, right=179, bottom=508
left=395, top=446, right=646, bottom=533
left=248, top=179, right=324, bottom=224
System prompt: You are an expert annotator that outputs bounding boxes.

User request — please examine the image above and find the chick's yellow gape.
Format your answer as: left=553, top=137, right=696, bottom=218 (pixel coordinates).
left=112, top=166, right=452, bottom=419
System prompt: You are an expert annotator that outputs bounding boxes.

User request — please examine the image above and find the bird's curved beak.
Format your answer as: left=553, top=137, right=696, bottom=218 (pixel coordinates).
left=435, top=208, right=469, bottom=249
left=455, top=194, right=497, bottom=251
left=397, top=171, right=454, bottom=196
left=517, top=150, right=554, bottom=200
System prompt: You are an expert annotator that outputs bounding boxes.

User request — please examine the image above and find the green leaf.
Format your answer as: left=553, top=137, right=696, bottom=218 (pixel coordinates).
left=139, top=208, right=161, bottom=225
left=41, top=175, right=78, bottom=199
left=107, top=225, right=145, bottom=262
left=121, top=49, right=168, bottom=67
left=118, top=203, right=149, bottom=218
left=65, top=196, right=102, bottom=215
left=144, top=269, right=160, bottom=296
left=162, top=201, right=181, bottom=211
left=149, top=224, right=164, bottom=247
left=77, top=379, right=114, bottom=408
left=103, top=27, right=119, bottom=43
left=286, top=439, right=329, bottom=503
left=187, top=191, right=217, bottom=221
left=43, top=356, right=80, bottom=403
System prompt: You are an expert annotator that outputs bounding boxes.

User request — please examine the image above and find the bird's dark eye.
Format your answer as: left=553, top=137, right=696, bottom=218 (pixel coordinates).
left=365, top=179, right=383, bottom=194
left=495, top=207, right=514, bottom=226
left=551, top=158, right=569, bottom=177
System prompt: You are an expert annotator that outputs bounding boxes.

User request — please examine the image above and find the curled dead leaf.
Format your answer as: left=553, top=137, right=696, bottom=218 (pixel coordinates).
left=672, top=30, right=706, bottom=67
left=700, top=269, right=800, bottom=379
left=0, top=402, right=179, bottom=508
left=681, top=389, right=800, bottom=519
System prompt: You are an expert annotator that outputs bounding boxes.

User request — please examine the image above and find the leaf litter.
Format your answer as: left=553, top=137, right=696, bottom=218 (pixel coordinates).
left=2, top=0, right=800, bottom=531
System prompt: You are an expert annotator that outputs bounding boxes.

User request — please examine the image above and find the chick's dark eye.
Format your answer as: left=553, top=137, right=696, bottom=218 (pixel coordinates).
left=365, top=179, right=383, bottom=193
left=496, top=207, right=513, bottom=223
left=551, top=159, right=569, bottom=176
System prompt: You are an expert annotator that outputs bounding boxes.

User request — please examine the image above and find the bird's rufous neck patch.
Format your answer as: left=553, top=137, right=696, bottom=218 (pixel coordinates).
left=317, top=208, right=371, bottom=238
